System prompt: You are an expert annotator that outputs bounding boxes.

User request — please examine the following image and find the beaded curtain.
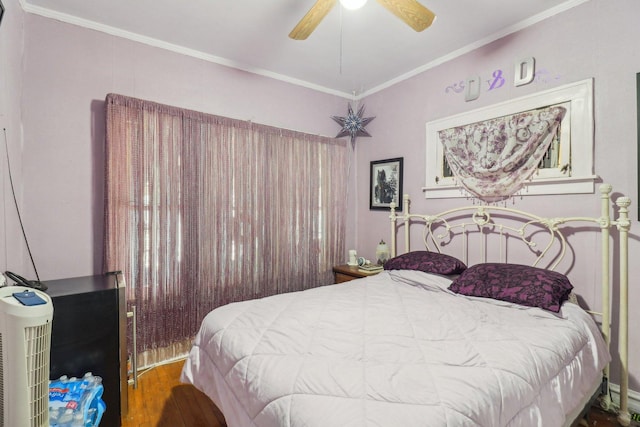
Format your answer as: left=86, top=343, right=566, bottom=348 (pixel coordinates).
left=104, top=93, right=348, bottom=367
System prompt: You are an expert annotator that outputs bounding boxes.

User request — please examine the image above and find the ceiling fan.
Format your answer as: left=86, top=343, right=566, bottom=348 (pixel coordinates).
left=289, top=0, right=436, bottom=40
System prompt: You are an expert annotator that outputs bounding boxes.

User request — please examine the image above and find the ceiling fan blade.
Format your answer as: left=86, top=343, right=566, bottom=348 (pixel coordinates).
left=289, top=0, right=338, bottom=40
left=376, top=0, right=435, bottom=32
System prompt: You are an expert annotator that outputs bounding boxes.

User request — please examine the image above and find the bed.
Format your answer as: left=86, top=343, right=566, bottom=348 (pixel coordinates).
left=181, top=184, right=631, bottom=426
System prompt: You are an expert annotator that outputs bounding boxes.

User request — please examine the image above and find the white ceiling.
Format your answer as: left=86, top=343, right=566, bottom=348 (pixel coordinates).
left=21, top=0, right=587, bottom=98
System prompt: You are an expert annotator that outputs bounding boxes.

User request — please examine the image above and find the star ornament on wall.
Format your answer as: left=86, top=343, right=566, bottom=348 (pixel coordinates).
left=331, top=104, right=375, bottom=146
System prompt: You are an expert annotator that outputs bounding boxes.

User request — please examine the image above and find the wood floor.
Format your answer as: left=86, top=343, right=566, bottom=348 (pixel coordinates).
left=121, top=360, right=625, bottom=427
left=121, top=359, right=226, bottom=427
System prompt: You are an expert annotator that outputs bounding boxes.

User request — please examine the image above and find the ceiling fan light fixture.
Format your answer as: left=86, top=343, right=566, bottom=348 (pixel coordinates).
left=339, top=0, right=368, bottom=10
left=289, top=0, right=435, bottom=40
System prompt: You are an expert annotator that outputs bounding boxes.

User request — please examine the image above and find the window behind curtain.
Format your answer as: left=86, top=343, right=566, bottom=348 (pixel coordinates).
left=104, top=93, right=348, bottom=367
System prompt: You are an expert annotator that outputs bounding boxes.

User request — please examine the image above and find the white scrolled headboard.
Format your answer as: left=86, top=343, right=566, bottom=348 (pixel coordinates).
left=389, top=184, right=631, bottom=426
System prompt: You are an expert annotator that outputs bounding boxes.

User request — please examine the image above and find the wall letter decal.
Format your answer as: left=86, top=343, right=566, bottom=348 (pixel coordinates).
left=465, top=76, right=481, bottom=102
left=514, top=57, right=535, bottom=87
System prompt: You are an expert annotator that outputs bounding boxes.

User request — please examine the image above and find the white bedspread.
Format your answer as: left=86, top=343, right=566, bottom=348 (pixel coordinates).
left=181, top=270, right=610, bottom=427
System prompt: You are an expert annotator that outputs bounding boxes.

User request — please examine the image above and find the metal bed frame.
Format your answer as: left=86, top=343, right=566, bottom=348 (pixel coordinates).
left=389, top=184, right=631, bottom=426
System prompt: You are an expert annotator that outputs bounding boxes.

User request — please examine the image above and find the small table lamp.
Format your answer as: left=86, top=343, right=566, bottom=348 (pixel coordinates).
left=376, top=240, right=390, bottom=265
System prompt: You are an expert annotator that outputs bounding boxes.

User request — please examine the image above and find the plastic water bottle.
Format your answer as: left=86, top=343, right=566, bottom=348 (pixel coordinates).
left=58, top=409, right=73, bottom=424
left=71, top=413, right=84, bottom=426
left=49, top=407, right=61, bottom=423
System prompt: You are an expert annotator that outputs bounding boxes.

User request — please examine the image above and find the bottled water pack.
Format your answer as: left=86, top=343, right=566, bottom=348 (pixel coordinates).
left=49, top=372, right=106, bottom=427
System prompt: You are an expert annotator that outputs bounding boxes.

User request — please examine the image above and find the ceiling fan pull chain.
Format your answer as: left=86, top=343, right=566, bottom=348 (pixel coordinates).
left=339, top=5, right=344, bottom=75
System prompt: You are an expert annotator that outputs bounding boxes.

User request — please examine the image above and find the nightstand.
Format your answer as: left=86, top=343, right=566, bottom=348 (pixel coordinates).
left=333, top=264, right=382, bottom=283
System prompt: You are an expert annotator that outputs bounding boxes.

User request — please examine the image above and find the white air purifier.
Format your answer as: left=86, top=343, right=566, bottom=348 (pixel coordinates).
left=0, top=286, right=53, bottom=427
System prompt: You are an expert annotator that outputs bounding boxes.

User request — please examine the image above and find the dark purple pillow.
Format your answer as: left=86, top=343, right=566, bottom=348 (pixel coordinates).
left=448, top=263, right=573, bottom=312
left=383, top=251, right=467, bottom=275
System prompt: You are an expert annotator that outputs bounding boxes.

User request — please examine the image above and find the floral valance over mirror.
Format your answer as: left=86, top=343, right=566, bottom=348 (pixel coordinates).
left=438, top=105, right=566, bottom=202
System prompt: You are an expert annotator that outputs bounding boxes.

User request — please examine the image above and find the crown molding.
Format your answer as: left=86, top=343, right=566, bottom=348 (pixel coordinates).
left=18, top=0, right=590, bottom=101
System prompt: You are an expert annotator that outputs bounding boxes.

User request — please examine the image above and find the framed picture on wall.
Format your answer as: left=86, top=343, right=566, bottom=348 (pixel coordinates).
left=370, top=157, right=403, bottom=211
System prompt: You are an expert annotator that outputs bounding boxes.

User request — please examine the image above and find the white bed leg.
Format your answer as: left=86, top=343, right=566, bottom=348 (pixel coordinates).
left=618, top=412, right=631, bottom=426
left=390, top=201, right=397, bottom=258
left=403, top=194, right=411, bottom=254
left=616, top=196, right=631, bottom=426
left=599, top=184, right=612, bottom=397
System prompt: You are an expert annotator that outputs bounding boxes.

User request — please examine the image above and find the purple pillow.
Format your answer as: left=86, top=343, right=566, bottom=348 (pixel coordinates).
left=448, top=263, right=573, bottom=312
left=383, top=251, right=467, bottom=275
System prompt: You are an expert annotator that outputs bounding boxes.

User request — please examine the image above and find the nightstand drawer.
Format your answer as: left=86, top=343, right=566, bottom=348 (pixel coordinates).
left=335, top=272, right=357, bottom=283
left=333, top=264, right=381, bottom=283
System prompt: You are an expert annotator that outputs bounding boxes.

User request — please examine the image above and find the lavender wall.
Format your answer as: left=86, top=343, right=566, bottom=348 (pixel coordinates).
left=2, top=0, right=638, bottom=400
left=16, top=13, right=352, bottom=281
left=357, top=0, right=639, bottom=393
left=0, top=0, right=27, bottom=277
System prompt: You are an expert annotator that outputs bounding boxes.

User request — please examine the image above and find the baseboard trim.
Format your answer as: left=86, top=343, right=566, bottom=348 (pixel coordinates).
left=609, top=382, right=640, bottom=415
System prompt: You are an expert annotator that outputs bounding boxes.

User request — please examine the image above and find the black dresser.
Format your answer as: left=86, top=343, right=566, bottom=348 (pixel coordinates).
left=46, top=272, right=128, bottom=427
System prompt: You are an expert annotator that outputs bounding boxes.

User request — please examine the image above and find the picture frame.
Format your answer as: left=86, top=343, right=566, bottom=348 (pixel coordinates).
left=370, top=157, right=403, bottom=211
left=0, top=1, right=4, bottom=28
